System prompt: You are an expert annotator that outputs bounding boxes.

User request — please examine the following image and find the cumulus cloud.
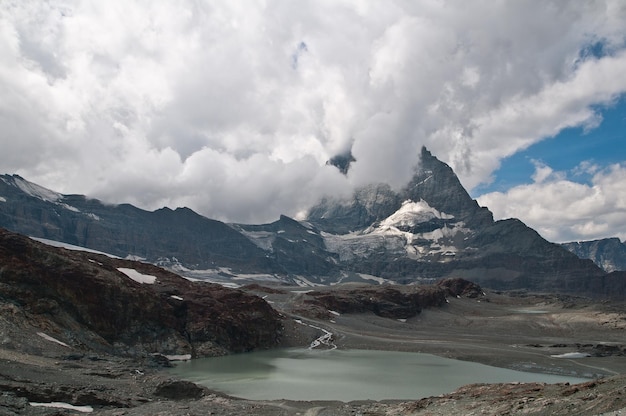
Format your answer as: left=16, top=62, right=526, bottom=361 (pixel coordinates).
left=0, top=1, right=625, bottom=230
left=478, top=162, right=626, bottom=242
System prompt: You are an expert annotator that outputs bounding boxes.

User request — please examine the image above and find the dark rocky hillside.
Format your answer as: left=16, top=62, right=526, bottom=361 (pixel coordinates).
left=0, top=227, right=282, bottom=358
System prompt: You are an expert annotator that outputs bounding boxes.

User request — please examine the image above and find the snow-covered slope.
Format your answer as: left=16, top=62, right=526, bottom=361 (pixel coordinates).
left=321, top=198, right=470, bottom=263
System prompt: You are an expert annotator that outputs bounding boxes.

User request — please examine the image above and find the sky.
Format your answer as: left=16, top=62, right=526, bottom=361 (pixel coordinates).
left=1, top=1, right=625, bottom=243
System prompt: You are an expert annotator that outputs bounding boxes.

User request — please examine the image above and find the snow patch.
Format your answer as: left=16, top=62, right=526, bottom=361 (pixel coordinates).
left=30, top=237, right=118, bottom=257
left=550, top=352, right=591, bottom=359
left=117, top=268, right=157, bottom=284
left=12, top=176, right=62, bottom=202
left=292, top=276, right=320, bottom=287
left=0, top=196, right=6, bottom=202
left=239, top=230, right=275, bottom=251
left=164, top=354, right=191, bottom=361
left=329, top=310, right=341, bottom=316
left=85, top=213, right=100, bottom=221
left=30, top=402, right=93, bottom=413
left=37, top=332, right=69, bottom=347
left=170, top=295, right=184, bottom=301
left=59, top=203, right=80, bottom=212
left=358, top=273, right=391, bottom=285
left=379, top=199, right=454, bottom=229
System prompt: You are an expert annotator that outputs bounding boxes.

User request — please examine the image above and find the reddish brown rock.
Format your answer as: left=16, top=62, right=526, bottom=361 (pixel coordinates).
left=0, top=227, right=282, bottom=358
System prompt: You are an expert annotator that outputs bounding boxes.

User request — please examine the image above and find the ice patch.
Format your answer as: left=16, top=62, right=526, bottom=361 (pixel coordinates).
left=37, top=332, right=69, bottom=347
left=117, top=268, right=157, bottom=284
left=30, top=402, right=93, bottom=413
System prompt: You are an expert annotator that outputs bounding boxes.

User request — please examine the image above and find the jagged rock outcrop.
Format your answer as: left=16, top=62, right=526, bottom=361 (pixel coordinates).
left=306, top=183, right=402, bottom=234
left=307, top=147, right=493, bottom=234
left=233, top=215, right=339, bottom=276
left=0, top=227, right=282, bottom=358
left=302, top=284, right=448, bottom=319
left=561, top=238, right=626, bottom=272
left=437, top=277, right=484, bottom=298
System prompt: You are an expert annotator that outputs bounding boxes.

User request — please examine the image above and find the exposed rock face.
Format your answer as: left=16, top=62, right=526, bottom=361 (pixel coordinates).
left=154, top=380, right=205, bottom=400
left=302, top=284, right=448, bottom=319
left=0, top=175, right=277, bottom=273
left=561, top=237, right=626, bottom=272
left=233, top=215, right=339, bottom=276
left=307, top=148, right=493, bottom=234
left=0, top=228, right=282, bottom=358
left=437, top=277, right=483, bottom=298
left=306, top=183, right=402, bottom=234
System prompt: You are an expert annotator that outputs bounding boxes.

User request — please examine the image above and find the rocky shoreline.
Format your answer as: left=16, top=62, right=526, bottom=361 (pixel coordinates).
left=1, top=334, right=626, bottom=415
left=3, top=286, right=626, bottom=415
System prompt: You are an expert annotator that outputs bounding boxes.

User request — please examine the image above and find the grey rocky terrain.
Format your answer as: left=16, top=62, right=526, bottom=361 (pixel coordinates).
left=2, top=229, right=626, bottom=415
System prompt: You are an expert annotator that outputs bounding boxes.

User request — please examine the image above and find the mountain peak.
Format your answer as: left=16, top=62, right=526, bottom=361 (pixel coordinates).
left=307, top=147, right=492, bottom=233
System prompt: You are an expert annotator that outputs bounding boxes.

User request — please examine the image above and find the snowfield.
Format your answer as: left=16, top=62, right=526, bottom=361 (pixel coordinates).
left=37, top=332, right=69, bottom=347
left=117, top=268, right=157, bottom=284
left=379, top=199, right=454, bottom=229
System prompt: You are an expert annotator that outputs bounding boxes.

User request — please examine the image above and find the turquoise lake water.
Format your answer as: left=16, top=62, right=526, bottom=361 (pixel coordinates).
left=168, top=348, right=590, bottom=401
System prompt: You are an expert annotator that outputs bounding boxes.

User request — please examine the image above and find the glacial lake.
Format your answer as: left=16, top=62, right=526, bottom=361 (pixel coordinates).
left=168, top=348, right=590, bottom=401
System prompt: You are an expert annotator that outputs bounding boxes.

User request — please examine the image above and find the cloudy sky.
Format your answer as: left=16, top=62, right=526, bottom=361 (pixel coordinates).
left=1, top=1, right=625, bottom=243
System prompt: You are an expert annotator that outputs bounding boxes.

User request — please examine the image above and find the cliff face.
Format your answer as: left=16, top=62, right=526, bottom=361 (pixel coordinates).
left=290, top=278, right=483, bottom=320
left=0, top=175, right=278, bottom=273
left=0, top=227, right=282, bottom=358
left=561, top=238, right=626, bottom=272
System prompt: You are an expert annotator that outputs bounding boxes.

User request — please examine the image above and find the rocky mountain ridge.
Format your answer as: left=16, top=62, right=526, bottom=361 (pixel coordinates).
left=1, top=148, right=623, bottom=298
left=561, top=237, right=626, bottom=272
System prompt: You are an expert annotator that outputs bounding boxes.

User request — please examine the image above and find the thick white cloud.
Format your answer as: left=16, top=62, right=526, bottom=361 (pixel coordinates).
left=478, top=162, right=626, bottom=242
left=1, top=1, right=625, bottom=235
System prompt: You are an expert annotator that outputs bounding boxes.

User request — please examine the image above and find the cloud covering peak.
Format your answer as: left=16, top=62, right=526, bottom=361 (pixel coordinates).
left=1, top=1, right=625, bottom=237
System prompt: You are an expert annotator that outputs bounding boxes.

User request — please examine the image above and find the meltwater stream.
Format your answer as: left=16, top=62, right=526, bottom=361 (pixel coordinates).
left=168, top=348, right=590, bottom=401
